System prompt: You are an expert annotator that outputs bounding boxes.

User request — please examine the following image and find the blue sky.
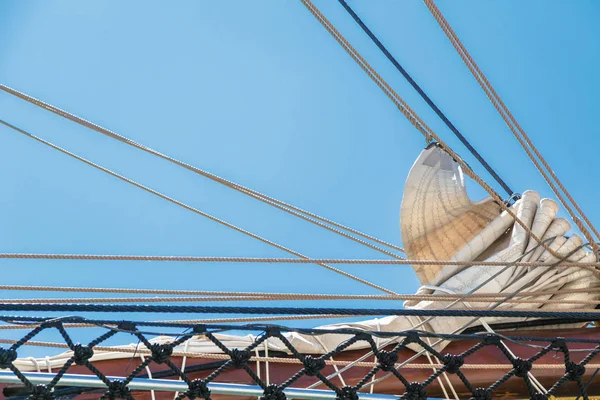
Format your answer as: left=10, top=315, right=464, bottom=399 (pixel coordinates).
left=1, top=0, right=599, bottom=360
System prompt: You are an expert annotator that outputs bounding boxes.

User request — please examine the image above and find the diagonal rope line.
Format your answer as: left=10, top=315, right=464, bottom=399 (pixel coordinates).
left=0, top=84, right=405, bottom=256
left=0, top=119, right=397, bottom=295
left=297, top=0, right=562, bottom=261
left=422, top=0, right=600, bottom=257
left=337, top=0, right=514, bottom=197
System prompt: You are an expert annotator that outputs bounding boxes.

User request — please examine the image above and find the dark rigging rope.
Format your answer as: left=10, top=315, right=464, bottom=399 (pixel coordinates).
left=337, top=0, right=514, bottom=197
left=0, top=303, right=599, bottom=319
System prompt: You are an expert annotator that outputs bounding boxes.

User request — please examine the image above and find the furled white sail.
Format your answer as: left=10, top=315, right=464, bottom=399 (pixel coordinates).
left=13, top=145, right=600, bottom=370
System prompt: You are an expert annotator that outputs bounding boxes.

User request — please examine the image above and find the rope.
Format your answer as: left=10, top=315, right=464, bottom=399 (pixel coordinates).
left=298, top=0, right=562, bottom=260
left=0, top=84, right=404, bottom=255
left=3, top=295, right=599, bottom=306
left=1, top=284, right=598, bottom=301
left=0, top=303, right=599, bottom=318
left=1, top=253, right=599, bottom=268
left=422, top=0, right=600, bottom=257
left=0, top=119, right=397, bottom=296
left=337, top=0, right=514, bottom=197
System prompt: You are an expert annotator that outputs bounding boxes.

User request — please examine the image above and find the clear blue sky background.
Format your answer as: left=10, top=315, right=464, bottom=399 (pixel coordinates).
left=0, top=0, right=599, bottom=362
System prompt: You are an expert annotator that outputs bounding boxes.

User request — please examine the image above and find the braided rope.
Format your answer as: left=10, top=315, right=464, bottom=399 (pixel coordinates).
left=422, top=0, right=600, bottom=257
left=0, top=284, right=598, bottom=300
left=1, top=253, right=600, bottom=268
left=2, top=295, right=599, bottom=306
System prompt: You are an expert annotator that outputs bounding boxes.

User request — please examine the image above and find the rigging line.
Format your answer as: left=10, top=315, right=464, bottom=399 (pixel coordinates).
left=422, top=0, right=600, bottom=256
left=0, top=119, right=396, bottom=296
left=298, top=0, right=562, bottom=260
left=2, top=285, right=599, bottom=300
left=337, top=0, right=513, bottom=197
left=3, top=295, right=599, bottom=306
left=0, top=303, right=599, bottom=317
left=2, top=253, right=600, bottom=268
left=0, top=85, right=405, bottom=256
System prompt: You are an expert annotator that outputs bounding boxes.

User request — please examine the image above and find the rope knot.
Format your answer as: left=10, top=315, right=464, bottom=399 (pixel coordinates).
left=117, top=321, right=136, bottom=332
left=512, top=357, right=532, bottom=378
left=186, top=379, right=210, bottom=399
left=336, top=386, right=358, bottom=400
left=404, top=382, right=427, bottom=400
left=105, top=380, right=132, bottom=399
left=260, top=384, right=286, bottom=400
left=40, top=320, right=61, bottom=329
left=193, top=325, right=207, bottom=335
left=302, top=355, right=325, bottom=376
left=230, top=349, right=251, bottom=368
left=530, top=393, right=548, bottom=400
left=150, top=343, right=173, bottom=364
left=404, top=331, right=420, bottom=345
left=376, top=350, right=398, bottom=372
left=469, top=388, right=492, bottom=400
left=551, top=338, right=567, bottom=352
left=354, top=332, right=371, bottom=342
left=483, top=333, right=500, bottom=346
left=442, top=354, right=464, bottom=374
left=72, top=343, right=94, bottom=365
left=565, top=361, right=585, bottom=380
left=0, top=347, right=17, bottom=369
left=265, top=327, right=281, bottom=337
left=28, top=384, right=52, bottom=400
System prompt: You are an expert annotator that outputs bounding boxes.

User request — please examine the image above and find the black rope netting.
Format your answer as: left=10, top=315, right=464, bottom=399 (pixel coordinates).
left=0, top=317, right=598, bottom=400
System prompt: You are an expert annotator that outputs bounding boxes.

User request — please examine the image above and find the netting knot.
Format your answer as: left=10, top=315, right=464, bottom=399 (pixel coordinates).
left=512, top=357, right=532, bottom=378
left=442, top=354, right=464, bottom=374
left=261, top=384, right=286, bottom=400
left=105, top=380, right=132, bottom=399
left=0, top=347, right=17, bottom=369
left=469, top=388, right=492, bottom=400
left=336, top=386, right=358, bottom=400
left=565, top=361, right=585, bottom=380
left=186, top=379, right=210, bottom=399
left=40, top=320, right=60, bottom=329
left=551, top=338, right=567, bottom=352
left=404, top=382, right=427, bottom=400
left=72, top=343, right=94, bottom=365
left=376, top=350, right=398, bottom=372
left=193, top=325, right=207, bottom=335
left=404, top=331, right=420, bottom=344
left=117, top=321, right=136, bottom=332
left=27, top=384, right=52, bottom=400
left=302, top=355, right=325, bottom=376
left=150, top=343, right=173, bottom=364
left=483, top=333, right=500, bottom=346
left=265, top=327, right=281, bottom=337
left=230, top=348, right=251, bottom=368
left=530, top=393, right=548, bottom=400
